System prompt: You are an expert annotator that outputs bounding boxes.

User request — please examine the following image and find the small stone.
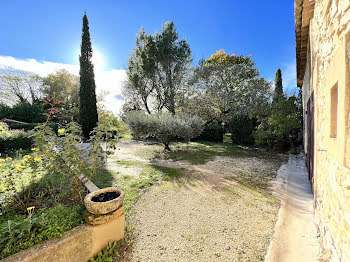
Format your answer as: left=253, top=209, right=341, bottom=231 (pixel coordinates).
left=225, top=245, right=231, bottom=250
left=174, top=246, right=179, bottom=250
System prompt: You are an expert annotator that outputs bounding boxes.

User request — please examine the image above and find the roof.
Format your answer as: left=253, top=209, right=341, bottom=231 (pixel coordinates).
left=295, top=0, right=315, bottom=87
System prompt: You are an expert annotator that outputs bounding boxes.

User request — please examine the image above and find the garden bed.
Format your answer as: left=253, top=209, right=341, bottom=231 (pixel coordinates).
left=0, top=154, right=87, bottom=259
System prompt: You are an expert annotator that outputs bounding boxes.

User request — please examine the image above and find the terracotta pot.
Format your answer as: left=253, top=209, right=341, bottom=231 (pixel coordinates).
left=84, top=187, right=124, bottom=215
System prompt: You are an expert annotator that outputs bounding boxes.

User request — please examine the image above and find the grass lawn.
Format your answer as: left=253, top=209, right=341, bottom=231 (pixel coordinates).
left=136, top=140, right=246, bottom=164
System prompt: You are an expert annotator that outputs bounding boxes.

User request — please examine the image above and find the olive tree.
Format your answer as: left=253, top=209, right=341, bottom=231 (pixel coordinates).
left=124, top=111, right=203, bottom=151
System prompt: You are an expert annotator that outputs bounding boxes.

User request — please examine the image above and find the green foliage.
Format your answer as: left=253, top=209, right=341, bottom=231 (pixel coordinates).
left=0, top=102, right=45, bottom=123
left=123, top=21, right=192, bottom=114
left=0, top=124, right=32, bottom=152
left=0, top=204, right=84, bottom=259
left=190, top=50, right=271, bottom=123
left=137, top=141, right=244, bottom=165
left=89, top=241, right=119, bottom=262
left=42, top=69, right=80, bottom=124
left=124, top=111, right=203, bottom=150
left=116, top=160, right=142, bottom=167
left=254, top=96, right=301, bottom=148
left=79, top=13, right=98, bottom=138
left=32, top=120, right=115, bottom=201
left=273, top=68, right=283, bottom=103
left=0, top=151, right=46, bottom=212
left=9, top=122, right=58, bottom=133
left=99, top=112, right=130, bottom=136
left=227, top=114, right=256, bottom=145
left=194, top=122, right=224, bottom=142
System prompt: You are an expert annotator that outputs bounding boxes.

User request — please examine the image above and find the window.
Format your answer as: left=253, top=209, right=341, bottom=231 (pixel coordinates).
left=330, top=83, right=338, bottom=138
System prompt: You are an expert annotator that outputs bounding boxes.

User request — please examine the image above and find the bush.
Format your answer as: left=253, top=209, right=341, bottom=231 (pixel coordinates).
left=0, top=204, right=84, bottom=259
left=0, top=128, right=32, bottom=152
left=194, top=122, right=224, bottom=142
left=124, top=111, right=203, bottom=150
left=253, top=96, right=301, bottom=152
left=0, top=102, right=45, bottom=123
left=227, top=115, right=256, bottom=145
left=9, top=122, right=58, bottom=133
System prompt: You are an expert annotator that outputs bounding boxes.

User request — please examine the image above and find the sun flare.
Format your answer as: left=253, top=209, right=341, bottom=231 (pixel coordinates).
left=92, top=49, right=104, bottom=70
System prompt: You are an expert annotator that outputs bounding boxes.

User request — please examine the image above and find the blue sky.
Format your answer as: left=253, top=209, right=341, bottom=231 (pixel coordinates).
left=0, top=0, right=297, bottom=113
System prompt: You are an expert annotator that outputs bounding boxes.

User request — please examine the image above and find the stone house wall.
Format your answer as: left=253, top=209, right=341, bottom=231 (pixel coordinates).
left=304, top=0, right=350, bottom=261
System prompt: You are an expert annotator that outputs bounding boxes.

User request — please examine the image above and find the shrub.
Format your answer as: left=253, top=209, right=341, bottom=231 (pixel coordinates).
left=0, top=102, right=45, bottom=123
left=0, top=204, right=84, bottom=259
left=254, top=96, right=301, bottom=152
left=227, top=114, right=256, bottom=145
left=9, top=122, right=58, bottom=133
left=32, top=120, right=116, bottom=202
left=194, top=122, right=224, bottom=142
left=0, top=153, right=45, bottom=212
left=0, top=126, right=32, bottom=152
left=124, top=111, right=203, bottom=150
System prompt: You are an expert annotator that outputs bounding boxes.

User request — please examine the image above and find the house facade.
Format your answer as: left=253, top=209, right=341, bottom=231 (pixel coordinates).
left=295, top=0, right=350, bottom=261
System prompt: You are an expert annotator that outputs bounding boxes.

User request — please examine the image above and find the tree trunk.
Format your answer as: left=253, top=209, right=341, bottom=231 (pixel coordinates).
left=163, top=136, right=172, bottom=151
left=144, top=100, right=151, bottom=114
left=164, top=143, right=172, bottom=151
left=289, top=136, right=297, bottom=155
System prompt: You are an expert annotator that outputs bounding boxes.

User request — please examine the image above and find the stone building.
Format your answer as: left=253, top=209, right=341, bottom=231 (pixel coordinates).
left=295, top=0, right=350, bottom=260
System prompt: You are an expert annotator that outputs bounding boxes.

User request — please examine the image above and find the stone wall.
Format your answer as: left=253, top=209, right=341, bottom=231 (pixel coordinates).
left=306, top=0, right=350, bottom=261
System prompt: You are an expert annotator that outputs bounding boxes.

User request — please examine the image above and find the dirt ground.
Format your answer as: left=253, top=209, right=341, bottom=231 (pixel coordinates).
left=107, top=140, right=286, bottom=262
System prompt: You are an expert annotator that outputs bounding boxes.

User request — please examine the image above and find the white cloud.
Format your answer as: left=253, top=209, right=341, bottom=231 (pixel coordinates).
left=0, top=56, right=127, bottom=115
left=281, top=60, right=298, bottom=96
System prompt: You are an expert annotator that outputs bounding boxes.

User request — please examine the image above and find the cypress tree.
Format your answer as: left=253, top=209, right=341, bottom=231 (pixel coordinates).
left=79, top=13, right=98, bottom=139
left=273, top=68, right=283, bottom=103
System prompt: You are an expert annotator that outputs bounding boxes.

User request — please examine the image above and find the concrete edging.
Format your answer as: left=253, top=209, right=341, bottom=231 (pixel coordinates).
left=1, top=205, right=125, bottom=262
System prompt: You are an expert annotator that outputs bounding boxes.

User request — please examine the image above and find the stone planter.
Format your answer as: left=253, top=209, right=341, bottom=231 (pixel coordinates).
left=84, top=187, right=125, bottom=215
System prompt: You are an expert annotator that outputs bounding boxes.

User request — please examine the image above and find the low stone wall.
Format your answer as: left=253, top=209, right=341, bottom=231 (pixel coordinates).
left=1, top=206, right=124, bottom=262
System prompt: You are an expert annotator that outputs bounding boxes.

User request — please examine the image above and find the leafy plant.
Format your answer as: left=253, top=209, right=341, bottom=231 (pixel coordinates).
left=0, top=152, right=44, bottom=212
left=31, top=97, right=116, bottom=201
left=227, top=114, right=256, bottom=145
left=0, top=130, right=32, bottom=153
left=89, top=240, right=120, bottom=262
left=0, top=204, right=84, bottom=259
left=0, top=102, right=46, bottom=123
left=124, top=111, right=203, bottom=150
left=254, top=95, right=301, bottom=152
left=194, top=122, right=224, bottom=142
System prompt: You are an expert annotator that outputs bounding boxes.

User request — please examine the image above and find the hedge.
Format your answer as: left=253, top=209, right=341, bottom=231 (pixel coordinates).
left=0, top=130, right=33, bottom=152
left=9, top=122, right=58, bottom=133
left=227, top=115, right=257, bottom=145
left=194, top=122, right=224, bottom=142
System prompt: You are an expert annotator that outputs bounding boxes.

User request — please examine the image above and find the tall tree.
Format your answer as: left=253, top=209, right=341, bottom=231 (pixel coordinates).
left=79, top=13, right=98, bottom=138
left=123, top=21, right=192, bottom=115
left=189, top=50, right=271, bottom=123
left=273, top=68, right=283, bottom=102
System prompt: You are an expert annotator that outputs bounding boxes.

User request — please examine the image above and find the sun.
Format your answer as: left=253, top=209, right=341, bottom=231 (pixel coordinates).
left=92, top=49, right=104, bottom=70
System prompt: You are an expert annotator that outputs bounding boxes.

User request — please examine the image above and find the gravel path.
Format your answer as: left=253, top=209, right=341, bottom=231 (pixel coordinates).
left=111, top=140, right=285, bottom=262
